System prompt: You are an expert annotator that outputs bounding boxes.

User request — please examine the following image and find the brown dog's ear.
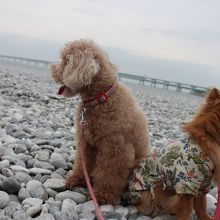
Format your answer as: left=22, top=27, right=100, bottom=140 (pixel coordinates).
left=207, top=88, right=220, bottom=102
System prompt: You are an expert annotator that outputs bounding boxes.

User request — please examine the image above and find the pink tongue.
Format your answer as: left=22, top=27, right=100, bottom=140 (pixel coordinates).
left=58, top=85, right=66, bottom=95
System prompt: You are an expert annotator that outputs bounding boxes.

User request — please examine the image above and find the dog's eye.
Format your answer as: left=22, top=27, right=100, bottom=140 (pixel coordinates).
left=66, top=55, right=74, bottom=64
left=66, top=55, right=71, bottom=60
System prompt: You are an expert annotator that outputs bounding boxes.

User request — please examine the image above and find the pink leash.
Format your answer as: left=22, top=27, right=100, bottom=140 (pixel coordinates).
left=80, top=108, right=105, bottom=220
left=214, top=187, right=220, bottom=220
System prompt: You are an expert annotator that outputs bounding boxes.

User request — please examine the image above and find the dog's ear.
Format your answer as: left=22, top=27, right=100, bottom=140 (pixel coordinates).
left=51, top=63, right=62, bottom=84
left=74, top=53, right=100, bottom=86
left=207, top=88, right=220, bottom=102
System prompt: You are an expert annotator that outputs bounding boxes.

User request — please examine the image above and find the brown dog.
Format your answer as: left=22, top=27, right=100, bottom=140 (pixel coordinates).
left=124, top=88, right=220, bottom=220
left=51, top=39, right=149, bottom=205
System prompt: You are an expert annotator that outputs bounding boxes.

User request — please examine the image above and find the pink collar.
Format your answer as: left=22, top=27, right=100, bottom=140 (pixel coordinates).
left=83, top=81, right=119, bottom=107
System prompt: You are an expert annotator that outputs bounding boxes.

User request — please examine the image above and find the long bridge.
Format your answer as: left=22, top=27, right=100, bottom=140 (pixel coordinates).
left=0, top=55, right=209, bottom=95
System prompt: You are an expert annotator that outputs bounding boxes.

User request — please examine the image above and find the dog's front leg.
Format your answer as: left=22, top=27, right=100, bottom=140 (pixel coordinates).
left=66, top=141, right=96, bottom=188
left=194, top=193, right=213, bottom=220
left=92, top=136, right=134, bottom=205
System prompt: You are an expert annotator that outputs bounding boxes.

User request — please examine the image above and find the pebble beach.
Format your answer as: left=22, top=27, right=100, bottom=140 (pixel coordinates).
left=0, top=62, right=217, bottom=220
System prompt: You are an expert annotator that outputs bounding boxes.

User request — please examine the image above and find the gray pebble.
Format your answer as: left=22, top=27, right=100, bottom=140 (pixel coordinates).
left=34, top=161, right=55, bottom=171
left=0, top=160, right=10, bottom=169
left=29, top=168, right=52, bottom=175
left=26, top=180, right=48, bottom=200
left=15, top=172, right=32, bottom=184
left=10, top=165, right=29, bottom=174
left=1, top=177, right=21, bottom=194
left=4, top=201, right=21, bottom=217
left=13, top=210, right=29, bottom=220
left=22, top=198, right=43, bottom=207
left=50, top=153, right=67, bottom=169
left=55, top=190, right=87, bottom=204
left=43, top=178, right=66, bottom=191
left=75, top=201, right=95, bottom=213
left=61, top=199, right=78, bottom=220
left=14, top=144, right=27, bottom=154
left=26, top=205, right=42, bottom=217
left=35, top=150, right=50, bottom=162
left=0, top=191, right=10, bottom=208
left=18, top=188, right=32, bottom=201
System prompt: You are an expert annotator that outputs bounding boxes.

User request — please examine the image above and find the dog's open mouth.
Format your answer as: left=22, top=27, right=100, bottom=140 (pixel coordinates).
left=58, top=85, right=66, bottom=95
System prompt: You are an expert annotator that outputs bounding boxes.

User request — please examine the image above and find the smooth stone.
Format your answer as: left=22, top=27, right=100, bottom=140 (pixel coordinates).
left=30, top=168, right=52, bottom=175
left=0, top=160, right=10, bottom=169
left=49, top=140, right=62, bottom=148
left=114, top=205, right=129, bottom=217
left=61, top=199, right=78, bottom=220
left=26, top=180, right=48, bottom=200
left=18, top=188, right=32, bottom=201
left=1, top=168, right=14, bottom=177
left=68, top=154, right=75, bottom=163
left=0, top=191, right=10, bottom=208
left=100, top=204, right=114, bottom=213
left=2, top=145, right=15, bottom=156
left=26, top=205, right=42, bottom=216
left=39, top=175, right=51, bottom=184
left=36, top=213, right=56, bottom=220
left=0, top=214, right=12, bottom=220
left=1, top=177, right=21, bottom=194
left=14, top=144, right=27, bottom=154
left=27, top=158, right=37, bottom=168
left=15, top=159, right=26, bottom=168
left=127, top=206, right=138, bottom=215
left=15, top=172, right=32, bottom=184
left=75, top=201, right=95, bottom=213
left=50, top=173, right=64, bottom=180
left=136, top=216, right=152, bottom=220
left=78, top=212, right=95, bottom=220
left=4, top=201, right=21, bottom=217
left=49, top=153, right=67, bottom=169
left=53, top=211, right=68, bottom=220
left=10, top=165, right=29, bottom=174
left=13, top=210, right=28, bottom=220
left=54, top=168, right=67, bottom=177
left=34, top=150, right=50, bottom=162
left=47, top=188, right=58, bottom=198
left=34, top=161, right=55, bottom=171
left=1, top=156, right=17, bottom=164
left=35, top=140, right=50, bottom=146
left=9, top=194, right=20, bottom=203
left=55, top=190, right=87, bottom=204
left=22, top=198, right=43, bottom=207
left=45, top=199, right=61, bottom=215
left=43, top=178, right=66, bottom=191
left=17, top=153, right=33, bottom=163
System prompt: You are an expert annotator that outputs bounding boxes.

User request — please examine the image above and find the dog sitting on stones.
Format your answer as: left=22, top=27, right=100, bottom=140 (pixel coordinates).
left=123, top=88, right=220, bottom=220
left=51, top=39, right=149, bottom=205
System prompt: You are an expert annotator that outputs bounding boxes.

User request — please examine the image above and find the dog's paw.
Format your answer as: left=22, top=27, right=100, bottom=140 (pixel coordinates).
left=66, top=174, right=86, bottom=188
left=95, top=191, right=119, bottom=205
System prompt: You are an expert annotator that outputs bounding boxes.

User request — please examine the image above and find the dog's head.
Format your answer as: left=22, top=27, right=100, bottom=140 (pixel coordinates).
left=183, top=88, right=220, bottom=183
left=183, top=87, right=220, bottom=147
left=51, top=39, right=117, bottom=97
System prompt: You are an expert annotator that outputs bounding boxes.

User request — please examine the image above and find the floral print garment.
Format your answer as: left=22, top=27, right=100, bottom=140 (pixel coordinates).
left=126, top=137, right=214, bottom=204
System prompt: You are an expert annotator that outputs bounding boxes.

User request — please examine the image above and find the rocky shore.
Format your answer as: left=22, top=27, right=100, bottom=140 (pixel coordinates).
left=0, top=62, right=217, bottom=219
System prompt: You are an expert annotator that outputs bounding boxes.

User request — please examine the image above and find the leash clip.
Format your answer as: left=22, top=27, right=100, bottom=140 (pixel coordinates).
left=80, top=107, right=87, bottom=126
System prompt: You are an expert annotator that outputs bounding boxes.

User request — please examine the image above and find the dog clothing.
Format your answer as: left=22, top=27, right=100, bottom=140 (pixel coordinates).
left=124, top=137, right=214, bottom=205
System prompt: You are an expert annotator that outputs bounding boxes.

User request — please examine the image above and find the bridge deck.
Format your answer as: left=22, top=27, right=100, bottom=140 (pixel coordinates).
left=0, top=55, right=209, bottom=95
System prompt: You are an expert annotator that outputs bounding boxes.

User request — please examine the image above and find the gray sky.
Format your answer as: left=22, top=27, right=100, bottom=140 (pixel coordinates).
left=0, top=0, right=220, bottom=87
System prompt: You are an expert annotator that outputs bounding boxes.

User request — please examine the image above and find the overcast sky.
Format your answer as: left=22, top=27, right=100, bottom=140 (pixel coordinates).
left=0, top=0, right=220, bottom=87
